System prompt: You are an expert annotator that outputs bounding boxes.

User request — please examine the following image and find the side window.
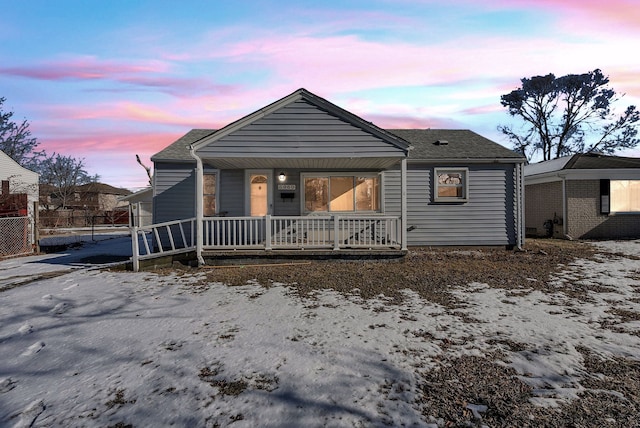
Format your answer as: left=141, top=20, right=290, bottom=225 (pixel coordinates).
left=434, top=168, right=468, bottom=202
left=610, top=180, right=640, bottom=213
left=203, top=173, right=217, bottom=216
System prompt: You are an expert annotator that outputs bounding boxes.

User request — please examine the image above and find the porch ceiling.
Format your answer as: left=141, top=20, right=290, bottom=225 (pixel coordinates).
left=202, top=156, right=403, bottom=170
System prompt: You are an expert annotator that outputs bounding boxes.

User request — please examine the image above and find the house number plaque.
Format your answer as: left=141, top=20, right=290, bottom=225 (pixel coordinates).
left=278, top=184, right=296, bottom=190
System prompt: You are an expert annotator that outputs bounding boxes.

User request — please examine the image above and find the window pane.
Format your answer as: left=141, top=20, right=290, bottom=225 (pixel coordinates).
left=203, top=173, right=216, bottom=216
left=611, top=180, right=640, bottom=212
left=204, top=195, right=216, bottom=216
left=305, top=178, right=328, bottom=211
left=330, top=177, right=354, bottom=211
left=203, top=174, right=216, bottom=195
left=436, top=170, right=465, bottom=200
left=438, top=186, right=463, bottom=198
left=356, top=177, right=379, bottom=211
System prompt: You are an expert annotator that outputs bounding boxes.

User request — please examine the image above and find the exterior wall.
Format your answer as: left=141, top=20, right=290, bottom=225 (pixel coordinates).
left=196, top=100, right=404, bottom=160
left=566, top=180, right=640, bottom=239
left=218, top=169, right=244, bottom=216
left=153, top=162, right=196, bottom=223
left=273, top=169, right=302, bottom=216
left=524, top=181, right=563, bottom=237
left=384, top=163, right=517, bottom=246
left=0, top=151, right=39, bottom=218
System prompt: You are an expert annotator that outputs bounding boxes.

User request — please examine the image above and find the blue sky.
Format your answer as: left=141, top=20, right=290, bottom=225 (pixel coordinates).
left=1, top=0, right=638, bottom=189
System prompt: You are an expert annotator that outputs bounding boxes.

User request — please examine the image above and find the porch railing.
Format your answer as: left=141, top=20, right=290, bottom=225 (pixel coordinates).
left=202, top=215, right=400, bottom=250
left=131, top=218, right=197, bottom=271
left=131, top=215, right=400, bottom=271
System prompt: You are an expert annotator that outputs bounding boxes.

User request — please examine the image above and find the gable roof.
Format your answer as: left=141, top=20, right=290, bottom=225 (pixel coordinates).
left=76, top=182, right=132, bottom=195
left=150, top=89, right=523, bottom=165
left=191, top=88, right=410, bottom=154
left=390, top=129, right=523, bottom=162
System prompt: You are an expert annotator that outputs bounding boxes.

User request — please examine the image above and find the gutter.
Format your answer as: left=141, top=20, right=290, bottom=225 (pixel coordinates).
left=189, top=145, right=205, bottom=266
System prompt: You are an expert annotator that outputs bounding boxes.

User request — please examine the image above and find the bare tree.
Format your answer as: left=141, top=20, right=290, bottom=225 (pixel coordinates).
left=0, top=97, right=43, bottom=169
left=38, top=153, right=99, bottom=210
left=499, top=69, right=639, bottom=161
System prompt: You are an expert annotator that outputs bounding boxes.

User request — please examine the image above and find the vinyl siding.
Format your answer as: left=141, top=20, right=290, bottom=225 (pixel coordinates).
left=219, top=169, right=244, bottom=216
left=384, top=164, right=516, bottom=246
left=273, top=169, right=302, bottom=216
left=0, top=152, right=39, bottom=208
left=153, top=162, right=196, bottom=223
left=195, top=100, right=405, bottom=159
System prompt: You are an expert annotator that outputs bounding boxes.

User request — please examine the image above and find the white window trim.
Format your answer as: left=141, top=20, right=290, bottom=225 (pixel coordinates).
left=300, top=172, right=382, bottom=214
left=434, top=167, right=469, bottom=203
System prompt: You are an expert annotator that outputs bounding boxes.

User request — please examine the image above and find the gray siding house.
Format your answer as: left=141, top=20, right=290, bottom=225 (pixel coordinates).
left=137, top=89, right=525, bottom=268
left=525, top=153, right=640, bottom=239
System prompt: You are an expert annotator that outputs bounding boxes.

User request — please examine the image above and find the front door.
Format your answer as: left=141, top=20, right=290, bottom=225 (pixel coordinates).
left=246, top=170, right=273, bottom=216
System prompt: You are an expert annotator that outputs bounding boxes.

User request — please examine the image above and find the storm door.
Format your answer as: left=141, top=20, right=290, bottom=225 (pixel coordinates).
left=246, top=170, right=273, bottom=216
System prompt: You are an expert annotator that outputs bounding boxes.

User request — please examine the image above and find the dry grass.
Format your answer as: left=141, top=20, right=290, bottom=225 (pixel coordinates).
left=200, top=239, right=597, bottom=307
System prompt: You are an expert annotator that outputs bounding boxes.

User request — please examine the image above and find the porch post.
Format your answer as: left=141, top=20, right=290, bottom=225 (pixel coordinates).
left=265, top=215, right=272, bottom=250
left=333, top=215, right=340, bottom=250
left=401, top=158, right=408, bottom=250
left=131, top=226, right=139, bottom=272
left=189, top=145, right=205, bottom=266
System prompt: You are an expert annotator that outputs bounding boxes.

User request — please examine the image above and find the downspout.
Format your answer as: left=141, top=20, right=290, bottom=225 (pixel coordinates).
left=400, top=158, right=408, bottom=251
left=189, top=145, right=205, bottom=266
left=561, top=174, right=568, bottom=237
left=516, top=163, right=524, bottom=250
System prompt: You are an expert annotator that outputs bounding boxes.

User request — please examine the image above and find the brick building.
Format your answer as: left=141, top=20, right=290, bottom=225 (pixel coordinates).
left=525, top=153, right=640, bottom=239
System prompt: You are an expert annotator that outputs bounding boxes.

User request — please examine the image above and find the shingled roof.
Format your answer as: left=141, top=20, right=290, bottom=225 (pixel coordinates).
left=152, top=128, right=523, bottom=163
left=151, top=129, right=216, bottom=162
left=389, top=129, right=523, bottom=161
left=525, top=153, right=640, bottom=176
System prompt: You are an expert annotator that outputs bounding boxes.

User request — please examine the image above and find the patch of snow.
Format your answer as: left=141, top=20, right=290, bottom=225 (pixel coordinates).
left=0, top=238, right=638, bottom=425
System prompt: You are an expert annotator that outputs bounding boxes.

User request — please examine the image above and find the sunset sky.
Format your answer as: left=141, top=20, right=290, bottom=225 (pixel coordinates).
left=1, top=0, right=638, bottom=190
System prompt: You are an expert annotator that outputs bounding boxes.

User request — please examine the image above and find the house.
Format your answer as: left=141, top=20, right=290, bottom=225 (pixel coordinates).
left=120, top=187, right=153, bottom=227
left=72, top=182, right=132, bottom=212
left=524, top=153, right=640, bottom=239
left=136, top=88, right=525, bottom=269
left=0, top=150, right=39, bottom=217
left=0, top=150, right=39, bottom=255
left=39, top=182, right=131, bottom=227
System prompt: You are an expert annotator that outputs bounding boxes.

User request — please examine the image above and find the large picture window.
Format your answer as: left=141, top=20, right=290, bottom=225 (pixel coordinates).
left=610, top=180, right=640, bottom=213
left=434, top=168, right=468, bottom=202
left=303, top=174, right=380, bottom=213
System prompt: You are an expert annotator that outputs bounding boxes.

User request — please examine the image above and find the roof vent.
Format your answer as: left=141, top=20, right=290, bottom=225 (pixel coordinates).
left=435, top=140, right=449, bottom=146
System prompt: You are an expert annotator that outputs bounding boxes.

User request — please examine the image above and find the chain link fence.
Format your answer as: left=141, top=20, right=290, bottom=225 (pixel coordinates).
left=0, top=216, right=33, bottom=257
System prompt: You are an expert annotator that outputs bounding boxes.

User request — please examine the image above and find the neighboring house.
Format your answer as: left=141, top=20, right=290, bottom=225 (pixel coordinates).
left=39, top=182, right=131, bottom=227
left=524, top=153, right=640, bottom=239
left=141, top=88, right=525, bottom=267
left=0, top=150, right=39, bottom=218
left=0, top=150, right=39, bottom=255
left=73, top=182, right=132, bottom=211
left=120, top=187, right=153, bottom=227
left=40, top=182, right=131, bottom=211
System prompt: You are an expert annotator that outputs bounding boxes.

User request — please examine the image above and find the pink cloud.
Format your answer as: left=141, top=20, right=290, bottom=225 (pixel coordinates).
left=367, top=114, right=465, bottom=130
left=487, top=0, right=640, bottom=33
left=0, top=56, right=239, bottom=97
left=0, top=56, right=166, bottom=80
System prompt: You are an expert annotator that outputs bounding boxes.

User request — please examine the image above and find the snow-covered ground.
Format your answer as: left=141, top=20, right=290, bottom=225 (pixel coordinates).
left=0, top=238, right=639, bottom=427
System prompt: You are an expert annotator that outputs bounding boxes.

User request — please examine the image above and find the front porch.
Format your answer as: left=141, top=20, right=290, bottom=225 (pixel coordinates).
left=131, top=214, right=403, bottom=271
